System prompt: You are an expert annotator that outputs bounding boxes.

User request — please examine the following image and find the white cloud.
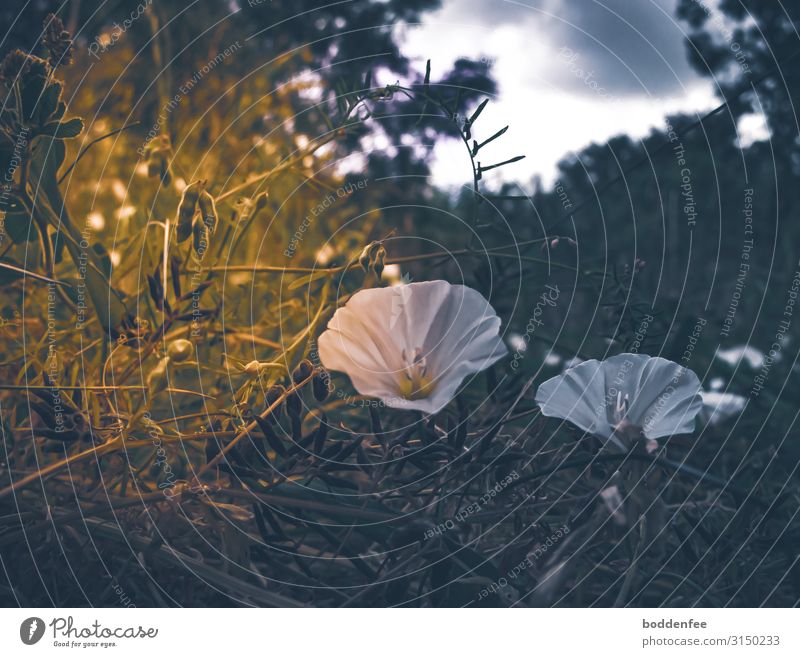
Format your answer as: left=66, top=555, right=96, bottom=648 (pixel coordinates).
left=398, top=0, right=719, bottom=190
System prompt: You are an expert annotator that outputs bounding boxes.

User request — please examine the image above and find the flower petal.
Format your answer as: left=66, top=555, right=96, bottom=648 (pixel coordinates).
left=535, top=353, right=704, bottom=443
left=318, top=289, right=408, bottom=400
left=606, top=354, right=702, bottom=438
left=535, top=359, right=614, bottom=440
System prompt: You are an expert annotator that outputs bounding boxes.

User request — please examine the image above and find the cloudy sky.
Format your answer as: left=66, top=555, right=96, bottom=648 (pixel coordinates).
left=398, top=0, right=732, bottom=189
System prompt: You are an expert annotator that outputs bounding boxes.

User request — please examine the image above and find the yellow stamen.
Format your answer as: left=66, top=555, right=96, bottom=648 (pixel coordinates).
left=398, top=347, right=436, bottom=400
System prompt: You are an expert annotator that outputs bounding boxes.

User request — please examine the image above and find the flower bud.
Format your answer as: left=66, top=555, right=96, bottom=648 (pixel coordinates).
left=167, top=338, right=193, bottom=362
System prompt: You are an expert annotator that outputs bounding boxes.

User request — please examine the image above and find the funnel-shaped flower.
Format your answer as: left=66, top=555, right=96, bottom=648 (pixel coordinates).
left=318, top=280, right=507, bottom=414
left=535, top=353, right=703, bottom=446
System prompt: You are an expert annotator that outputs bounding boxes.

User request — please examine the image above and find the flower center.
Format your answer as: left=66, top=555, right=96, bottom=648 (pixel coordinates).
left=610, top=390, right=646, bottom=444
left=398, top=347, right=435, bottom=400
left=611, top=390, right=630, bottom=426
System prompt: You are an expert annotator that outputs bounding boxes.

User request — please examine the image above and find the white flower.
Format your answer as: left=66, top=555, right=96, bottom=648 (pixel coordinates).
left=318, top=280, right=507, bottom=414
left=534, top=353, right=703, bottom=447
left=507, top=332, right=527, bottom=353
left=715, top=345, right=765, bottom=369
left=544, top=352, right=561, bottom=367
left=699, top=391, right=746, bottom=426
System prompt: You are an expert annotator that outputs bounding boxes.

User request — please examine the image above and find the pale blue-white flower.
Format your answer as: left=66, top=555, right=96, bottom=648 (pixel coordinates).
left=715, top=345, right=765, bottom=369
left=535, top=353, right=703, bottom=447
left=319, top=280, right=507, bottom=414
left=699, top=391, right=747, bottom=426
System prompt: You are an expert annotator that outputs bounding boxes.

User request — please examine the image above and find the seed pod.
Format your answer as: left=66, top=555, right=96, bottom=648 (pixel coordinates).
left=292, top=359, right=314, bottom=385
left=192, top=215, right=209, bottom=255
left=176, top=180, right=204, bottom=243
left=374, top=245, right=386, bottom=279
left=254, top=414, right=286, bottom=456
left=147, top=158, right=160, bottom=178
left=146, top=272, right=164, bottom=310
left=312, top=368, right=330, bottom=401
left=267, top=384, right=285, bottom=401
left=264, top=384, right=285, bottom=424
left=285, top=392, right=302, bottom=418
left=144, top=136, right=172, bottom=184
left=159, top=154, right=171, bottom=185
left=147, top=356, right=170, bottom=398
left=167, top=338, right=193, bottom=362
left=198, top=190, right=218, bottom=235
left=168, top=255, right=182, bottom=298
left=313, top=413, right=329, bottom=454
left=358, top=241, right=381, bottom=272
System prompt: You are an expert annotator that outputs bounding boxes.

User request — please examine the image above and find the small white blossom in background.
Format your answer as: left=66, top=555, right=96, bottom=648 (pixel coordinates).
left=86, top=211, right=105, bottom=231
left=381, top=263, right=405, bottom=286
left=507, top=332, right=527, bottom=353
left=544, top=352, right=561, bottom=367
left=715, top=345, right=766, bottom=369
left=699, top=391, right=747, bottom=426
left=318, top=280, right=507, bottom=414
left=315, top=243, right=335, bottom=266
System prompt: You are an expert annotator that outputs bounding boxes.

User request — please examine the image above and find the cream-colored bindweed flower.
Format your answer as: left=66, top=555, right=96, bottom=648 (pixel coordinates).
left=318, top=280, right=507, bottom=414
left=535, top=353, right=703, bottom=447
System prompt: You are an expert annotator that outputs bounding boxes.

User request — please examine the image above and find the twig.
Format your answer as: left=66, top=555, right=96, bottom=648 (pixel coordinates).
left=58, top=123, right=140, bottom=184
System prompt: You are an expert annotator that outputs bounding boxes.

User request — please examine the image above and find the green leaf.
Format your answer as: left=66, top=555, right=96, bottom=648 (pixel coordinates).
left=20, top=73, right=47, bottom=122
left=479, top=154, right=526, bottom=174
left=472, top=125, right=509, bottom=155
left=467, top=98, right=489, bottom=126
left=0, top=258, right=71, bottom=286
left=37, top=81, right=63, bottom=124
left=29, top=135, right=129, bottom=331
left=4, top=210, right=35, bottom=243
left=39, top=117, right=83, bottom=139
